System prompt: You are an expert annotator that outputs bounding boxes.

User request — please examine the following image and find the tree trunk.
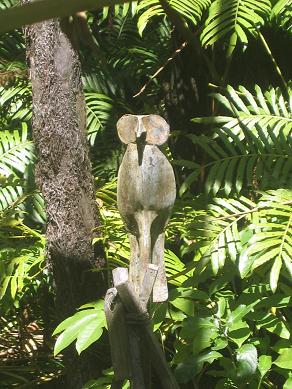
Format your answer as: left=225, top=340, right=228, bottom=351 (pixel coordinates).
left=24, top=16, right=106, bottom=388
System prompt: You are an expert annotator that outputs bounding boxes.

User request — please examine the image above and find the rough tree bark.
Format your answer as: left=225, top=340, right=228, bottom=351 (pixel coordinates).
left=23, top=15, right=106, bottom=388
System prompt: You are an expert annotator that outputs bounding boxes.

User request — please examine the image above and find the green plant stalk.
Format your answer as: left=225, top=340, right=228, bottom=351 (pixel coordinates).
left=258, top=32, right=288, bottom=94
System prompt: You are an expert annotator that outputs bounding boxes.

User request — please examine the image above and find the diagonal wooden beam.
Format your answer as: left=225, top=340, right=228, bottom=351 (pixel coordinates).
left=0, top=0, right=129, bottom=34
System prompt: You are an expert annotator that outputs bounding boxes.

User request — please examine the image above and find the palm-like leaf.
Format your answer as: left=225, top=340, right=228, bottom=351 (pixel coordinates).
left=95, top=179, right=130, bottom=268
left=201, top=0, right=271, bottom=51
left=0, top=230, right=45, bottom=301
left=189, top=196, right=255, bottom=274
left=0, top=1, right=27, bottom=93
left=101, top=2, right=138, bottom=20
left=136, top=0, right=211, bottom=35
left=186, top=190, right=292, bottom=291
left=271, top=0, right=292, bottom=33
left=239, top=189, right=292, bottom=292
left=164, top=249, right=189, bottom=285
left=85, top=92, right=114, bottom=146
left=0, top=82, right=31, bottom=124
left=0, top=177, right=24, bottom=216
left=189, top=84, right=292, bottom=196
left=0, top=124, right=34, bottom=177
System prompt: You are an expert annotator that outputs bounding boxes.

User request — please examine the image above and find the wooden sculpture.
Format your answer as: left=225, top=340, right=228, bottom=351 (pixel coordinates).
left=117, top=114, right=176, bottom=302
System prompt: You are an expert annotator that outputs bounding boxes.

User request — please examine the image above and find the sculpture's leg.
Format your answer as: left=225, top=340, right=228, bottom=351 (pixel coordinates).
left=128, top=233, right=140, bottom=297
left=136, top=210, right=156, bottom=295
left=152, top=233, right=168, bottom=302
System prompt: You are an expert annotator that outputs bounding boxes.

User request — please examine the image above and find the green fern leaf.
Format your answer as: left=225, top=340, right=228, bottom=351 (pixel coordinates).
left=164, top=249, right=189, bottom=285
left=239, top=189, right=292, bottom=291
left=85, top=93, right=113, bottom=146
left=0, top=178, right=24, bottom=213
left=137, top=0, right=211, bottom=35
left=0, top=124, right=34, bottom=177
left=192, top=196, right=255, bottom=274
left=191, top=84, right=292, bottom=195
left=201, top=0, right=271, bottom=50
left=0, top=84, right=31, bottom=122
left=271, top=0, right=292, bottom=33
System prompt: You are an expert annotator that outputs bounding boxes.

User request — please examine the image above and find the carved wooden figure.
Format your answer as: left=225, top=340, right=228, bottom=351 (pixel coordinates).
left=117, top=114, right=176, bottom=302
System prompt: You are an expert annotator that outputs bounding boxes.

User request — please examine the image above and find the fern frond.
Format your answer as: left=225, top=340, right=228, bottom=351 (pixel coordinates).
left=0, top=83, right=31, bottom=123
left=136, top=0, right=211, bottom=35
left=85, top=93, right=114, bottom=146
left=190, top=84, right=292, bottom=195
left=0, top=235, right=45, bottom=301
left=0, top=0, right=18, bottom=10
left=101, top=2, right=138, bottom=20
left=164, top=249, right=189, bottom=285
left=271, top=0, right=292, bottom=33
left=0, top=124, right=34, bottom=177
left=0, top=176, right=26, bottom=223
left=239, top=189, right=292, bottom=292
left=189, top=196, right=256, bottom=275
left=201, top=0, right=271, bottom=51
left=95, top=179, right=130, bottom=268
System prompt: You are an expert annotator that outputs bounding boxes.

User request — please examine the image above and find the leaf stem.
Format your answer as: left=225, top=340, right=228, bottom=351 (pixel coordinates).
left=258, top=32, right=288, bottom=96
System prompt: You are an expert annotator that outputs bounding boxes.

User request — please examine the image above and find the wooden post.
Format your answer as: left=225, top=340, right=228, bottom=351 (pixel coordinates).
left=104, top=287, right=130, bottom=384
left=115, top=277, right=179, bottom=389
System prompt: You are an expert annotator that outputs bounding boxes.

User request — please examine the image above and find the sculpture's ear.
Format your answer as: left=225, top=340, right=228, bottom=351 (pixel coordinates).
left=142, top=115, right=170, bottom=146
left=117, top=114, right=138, bottom=144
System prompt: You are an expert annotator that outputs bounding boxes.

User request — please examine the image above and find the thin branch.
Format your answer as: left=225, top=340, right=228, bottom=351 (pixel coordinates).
left=133, top=41, right=187, bottom=98
left=258, top=31, right=288, bottom=96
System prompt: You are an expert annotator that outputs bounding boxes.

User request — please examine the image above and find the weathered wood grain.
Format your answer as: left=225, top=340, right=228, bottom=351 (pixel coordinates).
left=115, top=279, right=180, bottom=389
left=117, top=114, right=176, bottom=302
left=104, top=287, right=130, bottom=382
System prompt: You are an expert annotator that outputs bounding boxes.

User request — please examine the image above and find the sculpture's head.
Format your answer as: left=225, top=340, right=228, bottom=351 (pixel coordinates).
left=117, top=114, right=170, bottom=146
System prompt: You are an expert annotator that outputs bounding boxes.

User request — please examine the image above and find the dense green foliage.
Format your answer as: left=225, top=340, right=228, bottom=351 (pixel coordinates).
left=0, top=0, right=291, bottom=387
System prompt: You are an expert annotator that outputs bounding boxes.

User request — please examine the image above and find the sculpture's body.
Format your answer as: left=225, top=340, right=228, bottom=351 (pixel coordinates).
left=117, top=114, right=176, bottom=302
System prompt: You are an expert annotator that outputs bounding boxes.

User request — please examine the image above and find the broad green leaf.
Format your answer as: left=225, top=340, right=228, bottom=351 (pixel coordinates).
left=180, top=317, right=216, bottom=339
left=236, top=344, right=258, bottom=379
left=272, top=339, right=291, bottom=354
left=255, top=313, right=290, bottom=339
left=274, top=348, right=292, bottom=369
left=54, top=312, right=103, bottom=356
left=170, top=296, right=194, bottom=316
left=76, top=314, right=105, bottom=354
left=216, top=297, right=226, bottom=318
left=228, top=321, right=251, bottom=347
left=258, top=355, right=272, bottom=378
left=54, top=326, right=82, bottom=356
left=227, top=305, right=252, bottom=325
left=192, top=327, right=218, bottom=354
left=152, top=302, right=167, bottom=330
left=53, top=310, right=91, bottom=336
left=284, top=376, right=292, bottom=389
left=175, top=355, right=199, bottom=383
left=212, top=338, right=228, bottom=351
left=79, top=300, right=104, bottom=310
left=197, top=350, right=222, bottom=365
